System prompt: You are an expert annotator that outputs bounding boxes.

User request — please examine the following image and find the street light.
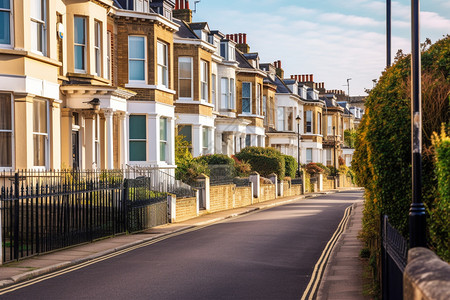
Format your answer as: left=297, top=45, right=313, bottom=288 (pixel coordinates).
left=296, top=115, right=301, bottom=178
left=333, top=126, right=337, bottom=170
left=346, top=78, right=351, bottom=102
left=409, top=0, right=426, bottom=248
left=387, top=0, right=392, bottom=67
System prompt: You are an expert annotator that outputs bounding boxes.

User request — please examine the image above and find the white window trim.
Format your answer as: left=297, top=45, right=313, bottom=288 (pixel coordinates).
left=200, top=60, right=209, bottom=101
left=211, top=73, right=217, bottom=110
left=0, top=0, right=13, bottom=49
left=157, top=41, right=168, bottom=88
left=129, top=114, right=147, bottom=162
left=230, top=78, right=235, bottom=109
left=128, top=35, right=147, bottom=84
left=327, top=116, right=333, bottom=135
left=256, top=83, right=261, bottom=116
left=242, top=82, right=252, bottom=114
left=74, top=16, right=87, bottom=74
left=106, top=31, right=111, bottom=80
left=94, top=20, right=102, bottom=77
left=178, top=56, right=193, bottom=100
left=159, top=117, right=168, bottom=162
left=32, top=99, right=49, bottom=170
left=220, top=77, right=228, bottom=110
left=0, top=93, right=14, bottom=171
left=30, top=0, right=47, bottom=56
left=306, top=110, right=313, bottom=134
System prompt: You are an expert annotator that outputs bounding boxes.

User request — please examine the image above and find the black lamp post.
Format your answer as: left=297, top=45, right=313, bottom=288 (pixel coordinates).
left=296, top=115, right=301, bottom=178
left=333, top=126, right=337, bottom=169
left=387, top=0, right=392, bottom=67
left=409, top=0, right=426, bottom=248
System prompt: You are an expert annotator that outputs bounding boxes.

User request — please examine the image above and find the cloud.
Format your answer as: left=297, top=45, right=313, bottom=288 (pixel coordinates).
left=280, top=6, right=317, bottom=16
left=421, top=11, right=450, bottom=30
left=319, top=13, right=382, bottom=27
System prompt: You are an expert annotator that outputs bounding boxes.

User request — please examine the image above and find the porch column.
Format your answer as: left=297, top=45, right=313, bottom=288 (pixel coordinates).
left=119, top=113, right=129, bottom=167
left=208, top=127, right=215, bottom=155
left=251, top=134, right=257, bottom=147
left=104, top=109, right=114, bottom=169
left=148, top=115, right=159, bottom=163
left=192, top=124, right=202, bottom=157
left=235, top=134, right=241, bottom=153
left=215, top=130, right=222, bottom=154
left=85, top=111, right=96, bottom=169
left=169, top=118, right=176, bottom=165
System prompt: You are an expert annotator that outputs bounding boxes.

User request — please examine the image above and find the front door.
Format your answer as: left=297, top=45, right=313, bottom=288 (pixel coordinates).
left=72, top=131, right=80, bottom=169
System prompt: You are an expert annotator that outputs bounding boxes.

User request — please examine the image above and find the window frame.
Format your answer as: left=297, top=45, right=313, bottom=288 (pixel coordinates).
left=305, top=110, right=313, bottom=133
left=211, top=73, right=217, bottom=109
left=74, top=16, right=87, bottom=73
left=327, top=115, right=333, bottom=135
left=256, top=83, right=262, bottom=115
left=306, top=148, right=313, bottom=163
left=178, top=56, right=193, bottom=100
left=0, top=0, right=13, bottom=47
left=128, top=35, right=147, bottom=83
left=94, top=20, right=102, bottom=77
left=220, top=77, right=229, bottom=110
left=129, top=114, right=147, bottom=162
left=277, top=107, right=285, bottom=131
left=229, top=78, right=235, bottom=109
left=202, top=127, right=209, bottom=154
left=0, top=93, right=14, bottom=170
left=242, top=82, right=252, bottom=114
left=30, top=0, right=47, bottom=55
left=157, top=41, right=169, bottom=88
left=106, top=31, right=111, bottom=80
left=317, top=112, right=322, bottom=135
left=159, top=117, right=168, bottom=162
left=200, top=60, right=209, bottom=101
left=32, top=99, right=49, bottom=169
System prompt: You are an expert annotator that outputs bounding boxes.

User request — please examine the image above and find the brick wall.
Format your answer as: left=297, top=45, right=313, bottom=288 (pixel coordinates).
left=234, top=186, right=252, bottom=208
left=323, top=177, right=335, bottom=190
left=210, top=185, right=235, bottom=212
left=258, top=184, right=276, bottom=203
left=175, top=197, right=197, bottom=222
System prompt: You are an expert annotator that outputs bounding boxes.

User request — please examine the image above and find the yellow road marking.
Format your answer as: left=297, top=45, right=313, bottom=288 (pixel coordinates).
left=300, top=205, right=353, bottom=300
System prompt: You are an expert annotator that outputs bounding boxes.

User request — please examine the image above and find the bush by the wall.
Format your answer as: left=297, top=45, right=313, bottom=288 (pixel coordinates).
left=236, top=147, right=285, bottom=179
left=283, top=155, right=298, bottom=178
left=305, top=163, right=324, bottom=175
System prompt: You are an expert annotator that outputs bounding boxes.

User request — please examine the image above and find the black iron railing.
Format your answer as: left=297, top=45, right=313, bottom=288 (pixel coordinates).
left=381, top=215, right=408, bottom=300
left=0, top=169, right=194, bottom=264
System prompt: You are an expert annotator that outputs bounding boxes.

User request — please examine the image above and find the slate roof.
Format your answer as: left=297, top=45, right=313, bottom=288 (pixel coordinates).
left=243, top=53, right=259, bottom=60
left=189, top=22, right=208, bottom=31
left=265, top=74, right=292, bottom=94
left=236, top=50, right=255, bottom=69
left=173, top=19, right=199, bottom=39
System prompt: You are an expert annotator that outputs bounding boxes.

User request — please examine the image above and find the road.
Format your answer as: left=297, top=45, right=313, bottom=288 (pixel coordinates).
left=1, top=191, right=363, bottom=300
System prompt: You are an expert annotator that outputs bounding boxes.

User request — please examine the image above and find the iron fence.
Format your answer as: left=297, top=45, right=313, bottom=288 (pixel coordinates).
left=0, top=168, right=191, bottom=264
left=381, top=215, right=408, bottom=300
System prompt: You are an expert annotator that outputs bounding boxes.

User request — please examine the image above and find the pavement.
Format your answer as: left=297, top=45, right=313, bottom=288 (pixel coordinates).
left=0, top=188, right=368, bottom=299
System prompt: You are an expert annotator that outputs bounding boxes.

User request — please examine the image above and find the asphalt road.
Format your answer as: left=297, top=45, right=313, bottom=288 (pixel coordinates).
left=2, top=191, right=363, bottom=300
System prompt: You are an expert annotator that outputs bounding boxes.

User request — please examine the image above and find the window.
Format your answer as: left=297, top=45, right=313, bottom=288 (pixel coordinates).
left=74, top=16, right=86, bottom=72
left=94, top=21, right=102, bottom=76
left=211, top=74, right=216, bottom=109
left=306, top=148, right=313, bottom=163
left=157, top=41, right=168, bottom=87
left=230, top=78, right=235, bottom=109
left=305, top=111, right=312, bottom=133
left=202, top=127, right=209, bottom=153
left=0, top=0, right=11, bottom=45
left=0, top=94, right=12, bottom=168
left=178, top=125, right=192, bottom=145
left=242, top=82, right=251, bottom=113
left=134, top=0, right=149, bottom=12
left=269, top=96, right=274, bottom=125
left=318, top=112, right=322, bottom=135
left=33, top=100, right=48, bottom=167
left=228, top=45, right=235, bottom=61
left=31, top=0, right=46, bottom=54
left=326, top=149, right=332, bottom=166
left=286, top=107, right=293, bottom=131
left=220, top=77, right=228, bottom=109
left=327, top=116, right=333, bottom=135
left=178, top=57, right=192, bottom=99
left=277, top=107, right=285, bottom=131
left=245, top=135, right=251, bottom=147
left=263, top=95, right=267, bottom=125
left=256, top=83, right=261, bottom=115
left=106, top=31, right=111, bottom=80
left=129, top=115, right=147, bottom=161
left=160, top=118, right=167, bottom=162
left=128, top=36, right=145, bottom=81
left=200, top=60, right=208, bottom=101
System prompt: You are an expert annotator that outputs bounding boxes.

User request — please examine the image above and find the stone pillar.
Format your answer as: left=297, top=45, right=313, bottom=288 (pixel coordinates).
left=208, top=127, right=215, bottom=155
left=169, top=118, right=176, bottom=165
left=60, top=108, right=73, bottom=168
left=319, top=173, right=323, bottom=191
left=192, top=124, right=202, bottom=157
left=215, top=131, right=222, bottom=154
left=104, top=109, right=114, bottom=169
left=168, top=194, right=177, bottom=223
left=235, top=134, right=241, bottom=153
left=119, top=113, right=128, bottom=167
left=278, top=180, right=284, bottom=197
left=249, top=172, right=260, bottom=198
left=148, top=115, right=159, bottom=163
left=302, top=169, right=307, bottom=195
left=84, top=111, right=96, bottom=169
left=268, top=173, right=278, bottom=198
left=196, top=173, right=210, bottom=211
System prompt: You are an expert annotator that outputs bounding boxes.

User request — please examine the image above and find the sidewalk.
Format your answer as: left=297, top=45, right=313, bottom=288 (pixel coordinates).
left=0, top=188, right=364, bottom=292
left=316, top=200, right=370, bottom=300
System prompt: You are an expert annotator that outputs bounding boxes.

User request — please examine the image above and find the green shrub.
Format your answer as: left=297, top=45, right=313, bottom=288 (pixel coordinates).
left=236, top=147, right=285, bottom=179
left=232, top=155, right=252, bottom=177
left=305, top=163, right=324, bottom=175
left=283, top=155, right=297, bottom=178
left=315, top=163, right=331, bottom=175
left=195, top=154, right=235, bottom=166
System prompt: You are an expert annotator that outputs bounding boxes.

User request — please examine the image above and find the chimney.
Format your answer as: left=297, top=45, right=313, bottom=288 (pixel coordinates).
left=291, top=75, right=294, bottom=79
left=274, top=60, right=284, bottom=78
left=173, top=0, right=192, bottom=23
left=243, top=34, right=247, bottom=44
left=231, top=33, right=250, bottom=53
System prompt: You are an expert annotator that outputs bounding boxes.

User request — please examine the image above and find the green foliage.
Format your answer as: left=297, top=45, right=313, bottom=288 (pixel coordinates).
left=429, top=126, right=450, bottom=261
left=283, top=154, right=298, bottom=178
left=305, top=163, right=324, bottom=175
left=232, top=155, right=252, bottom=177
left=175, top=132, right=209, bottom=184
left=236, top=147, right=285, bottom=179
left=194, top=154, right=235, bottom=166
left=315, top=163, right=331, bottom=175
left=327, top=166, right=340, bottom=177
left=344, top=129, right=357, bottom=148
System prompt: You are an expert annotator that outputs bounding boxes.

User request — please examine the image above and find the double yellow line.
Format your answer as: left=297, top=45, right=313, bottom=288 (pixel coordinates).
left=300, top=205, right=353, bottom=300
left=0, top=225, right=206, bottom=295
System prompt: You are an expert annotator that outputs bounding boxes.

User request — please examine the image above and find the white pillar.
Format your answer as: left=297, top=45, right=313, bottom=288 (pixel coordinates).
left=169, top=118, right=176, bottom=165
left=215, top=131, right=222, bottom=154
left=209, top=127, right=215, bottom=155
left=168, top=194, right=177, bottom=223
left=251, top=134, right=257, bottom=147
left=192, top=124, right=202, bottom=157
left=120, top=113, right=128, bottom=167
left=249, top=172, right=260, bottom=198
left=148, top=115, right=159, bottom=163
left=104, top=109, right=114, bottom=169
left=235, top=134, right=241, bottom=153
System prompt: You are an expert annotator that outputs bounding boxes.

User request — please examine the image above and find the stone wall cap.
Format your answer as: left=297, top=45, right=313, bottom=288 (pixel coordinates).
left=196, top=173, right=209, bottom=179
left=250, top=171, right=260, bottom=176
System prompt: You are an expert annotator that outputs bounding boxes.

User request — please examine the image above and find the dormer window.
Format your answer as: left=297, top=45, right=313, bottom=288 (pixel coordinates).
left=220, top=41, right=235, bottom=61
left=135, top=0, right=149, bottom=13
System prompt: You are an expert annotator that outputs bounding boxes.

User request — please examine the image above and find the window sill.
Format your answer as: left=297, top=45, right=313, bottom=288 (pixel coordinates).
left=125, top=83, right=176, bottom=94
left=238, top=113, right=264, bottom=119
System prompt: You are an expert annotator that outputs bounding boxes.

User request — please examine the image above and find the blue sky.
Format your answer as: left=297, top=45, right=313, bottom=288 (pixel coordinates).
left=192, top=0, right=450, bottom=95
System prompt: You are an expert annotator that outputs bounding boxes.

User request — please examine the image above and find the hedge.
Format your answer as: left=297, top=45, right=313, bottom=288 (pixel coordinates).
left=283, top=155, right=297, bottom=178
left=236, top=147, right=285, bottom=179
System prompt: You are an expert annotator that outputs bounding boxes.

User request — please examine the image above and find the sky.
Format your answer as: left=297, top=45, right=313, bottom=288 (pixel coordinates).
left=191, top=0, right=450, bottom=96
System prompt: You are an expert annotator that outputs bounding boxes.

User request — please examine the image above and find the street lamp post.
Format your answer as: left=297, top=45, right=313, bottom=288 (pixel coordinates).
left=409, top=0, right=426, bottom=248
left=387, top=0, right=392, bottom=67
left=333, top=126, right=337, bottom=169
left=296, top=115, right=301, bottom=178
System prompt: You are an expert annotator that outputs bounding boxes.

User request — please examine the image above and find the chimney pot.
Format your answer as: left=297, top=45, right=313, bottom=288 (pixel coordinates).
left=278, top=60, right=281, bottom=68
left=239, top=33, right=243, bottom=44
left=291, top=75, right=294, bottom=79
left=243, top=34, right=247, bottom=44
left=185, top=0, right=189, bottom=9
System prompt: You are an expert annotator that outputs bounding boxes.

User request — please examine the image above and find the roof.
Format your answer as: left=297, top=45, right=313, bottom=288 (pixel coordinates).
left=243, top=53, right=259, bottom=60
left=189, top=22, right=209, bottom=32
left=173, top=19, right=199, bottom=39
left=265, top=74, right=292, bottom=94
left=236, top=49, right=255, bottom=69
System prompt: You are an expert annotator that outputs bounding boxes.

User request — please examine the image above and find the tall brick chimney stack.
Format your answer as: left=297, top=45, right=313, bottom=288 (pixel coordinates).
left=228, top=33, right=250, bottom=53
left=273, top=60, right=284, bottom=78
left=173, top=0, right=192, bottom=23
